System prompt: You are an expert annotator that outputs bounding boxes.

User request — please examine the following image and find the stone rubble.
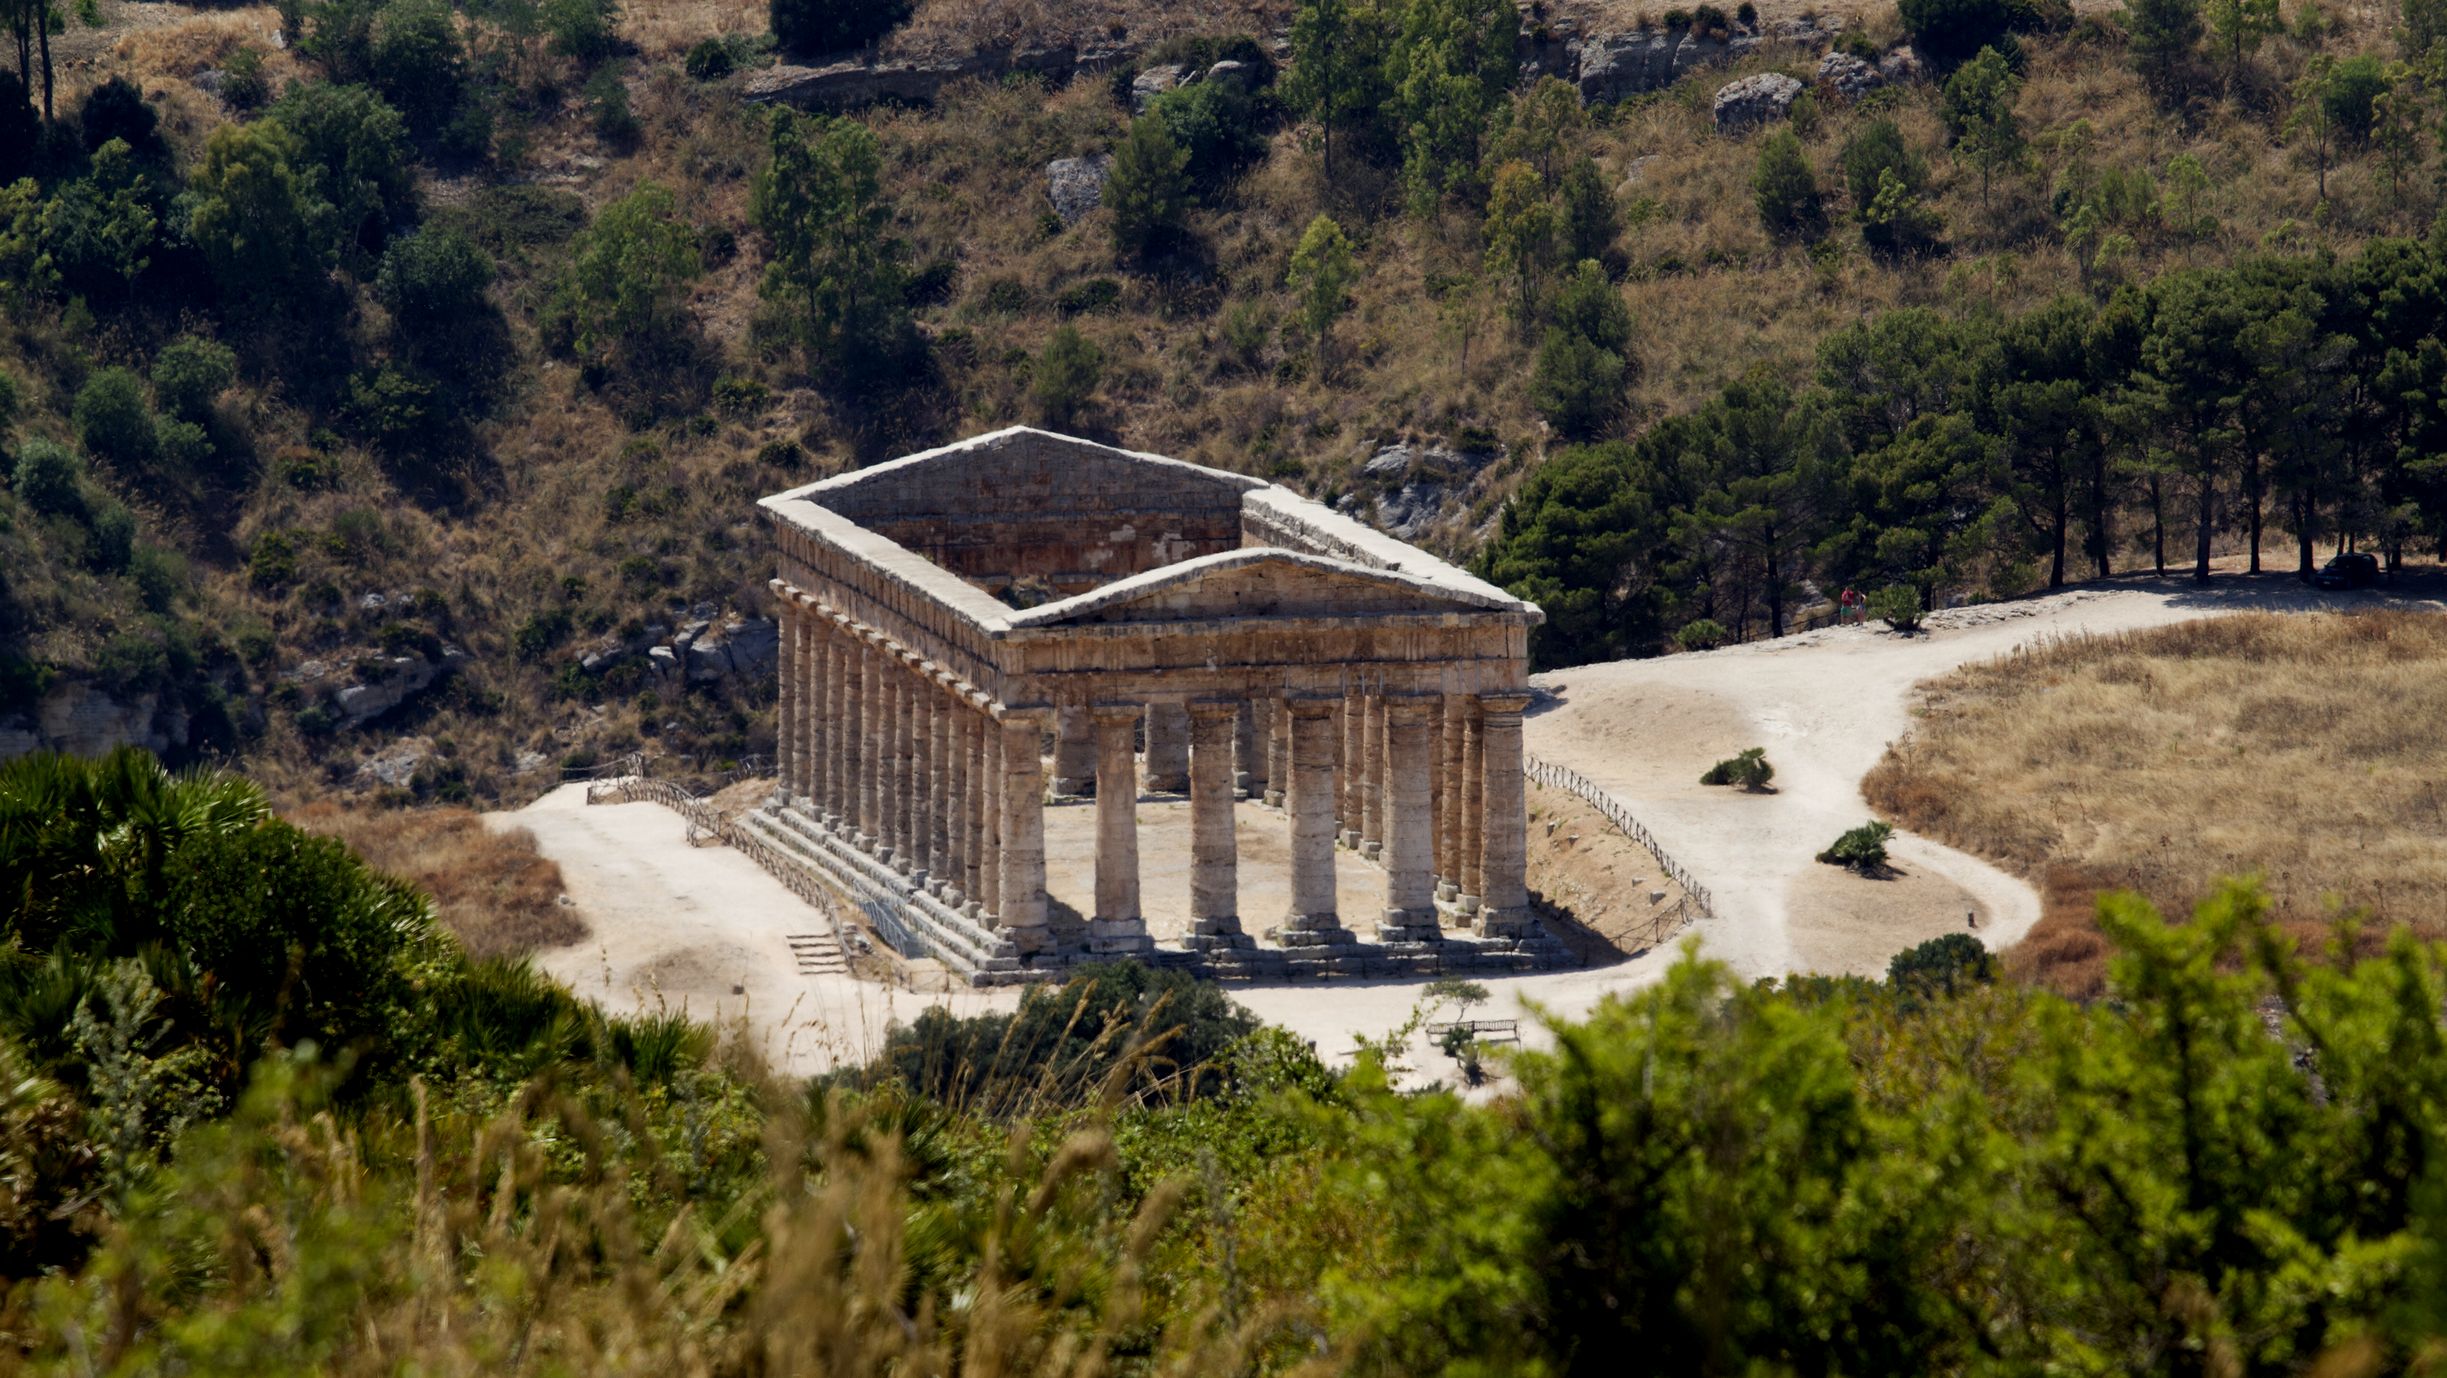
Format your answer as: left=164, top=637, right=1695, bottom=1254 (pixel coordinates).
left=1713, top=71, right=1806, bottom=132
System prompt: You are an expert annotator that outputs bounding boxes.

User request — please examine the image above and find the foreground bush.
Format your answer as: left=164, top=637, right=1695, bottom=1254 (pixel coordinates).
left=1817, top=819, right=1894, bottom=869
left=1699, top=746, right=1774, bottom=790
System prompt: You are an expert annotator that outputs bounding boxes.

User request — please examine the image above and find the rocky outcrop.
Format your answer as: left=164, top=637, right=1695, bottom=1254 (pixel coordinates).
left=1713, top=72, right=1805, bottom=132
left=1358, top=441, right=1496, bottom=541
left=1045, top=153, right=1112, bottom=225
left=291, top=647, right=469, bottom=729
left=1130, top=62, right=1187, bottom=110
left=1572, top=18, right=1838, bottom=105
left=573, top=612, right=779, bottom=686
left=0, top=683, right=192, bottom=762
left=745, top=43, right=1136, bottom=110
left=1880, top=45, right=1926, bottom=83
left=1816, top=50, right=1884, bottom=98
left=684, top=617, right=780, bottom=683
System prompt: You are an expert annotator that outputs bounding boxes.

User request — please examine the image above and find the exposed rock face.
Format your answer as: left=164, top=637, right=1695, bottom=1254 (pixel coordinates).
left=1880, top=45, right=1925, bottom=83
left=1572, top=19, right=1837, bottom=105
left=685, top=617, right=780, bottom=683
left=745, top=43, right=1134, bottom=110
left=299, top=647, right=469, bottom=728
left=1713, top=71, right=1806, bottom=132
left=1045, top=153, right=1113, bottom=225
left=1816, top=50, right=1884, bottom=98
left=1362, top=442, right=1495, bottom=541
left=358, top=737, right=432, bottom=788
left=0, top=683, right=191, bottom=761
left=1130, top=63, right=1188, bottom=110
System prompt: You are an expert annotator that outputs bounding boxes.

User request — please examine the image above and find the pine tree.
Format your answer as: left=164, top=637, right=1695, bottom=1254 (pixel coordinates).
left=750, top=108, right=909, bottom=386
left=1940, top=45, right=2025, bottom=210
left=1751, top=128, right=1826, bottom=241
left=1287, top=213, right=1359, bottom=377
left=1105, top=113, right=1191, bottom=261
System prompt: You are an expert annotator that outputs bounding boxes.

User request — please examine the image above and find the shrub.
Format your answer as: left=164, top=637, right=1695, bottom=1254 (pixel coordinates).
left=376, top=225, right=495, bottom=340
left=1675, top=618, right=1730, bottom=651
left=157, top=420, right=214, bottom=472
left=1869, top=583, right=1926, bottom=631
left=270, top=81, right=417, bottom=266
left=585, top=67, right=639, bottom=146
left=1753, top=128, right=1826, bottom=241
left=1700, top=747, right=1775, bottom=790
left=152, top=338, right=237, bottom=422
left=85, top=501, right=135, bottom=574
left=684, top=36, right=736, bottom=79
left=1032, top=325, right=1103, bottom=429
left=12, top=441, right=82, bottom=517
left=1151, top=79, right=1272, bottom=192
left=74, top=369, right=156, bottom=469
left=78, top=76, right=162, bottom=158
left=1816, top=820, right=1893, bottom=870
left=544, top=0, right=621, bottom=63
left=2323, top=55, right=2388, bottom=140
left=248, top=530, right=299, bottom=589
left=770, top=0, right=910, bottom=56
left=1531, top=328, right=1628, bottom=440
left=0, top=367, right=18, bottom=435
left=223, top=45, right=271, bottom=109
left=368, top=0, right=471, bottom=141
left=1861, top=167, right=1945, bottom=257
left=1055, top=277, right=1123, bottom=315
left=1887, top=932, right=1995, bottom=997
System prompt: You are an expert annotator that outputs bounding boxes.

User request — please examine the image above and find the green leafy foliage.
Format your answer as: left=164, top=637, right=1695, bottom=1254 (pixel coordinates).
left=1031, top=324, right=1103, bottom=429
left=557, top=181, right=701, bottom=363
left=1699, top=746, right=1774, bottom=789
left=1898, top=0, right=2036, bottom=67
left=1752, top=126, right=1826, bottom=241
left=1287, top=212, right=1358, bottom=372
left=1886, top=931, right=1995, bottom=996
left=151, top=338, right=236, bottom=424
left=187, top=120, right=333, bottom=318
left=72, top=367, right=155, bottom=469
left=1106, top=111, right=1193, bottom=261
left=1816, top=819, right=1895, bottom=869
left=1869, top=582, right=1927, bottom=630
left=750, top=108, right=912, bottom=389
left=11, top=439, right=82, bottom=517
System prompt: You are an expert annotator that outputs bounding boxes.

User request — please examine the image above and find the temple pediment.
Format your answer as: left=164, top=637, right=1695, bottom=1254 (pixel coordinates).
left=1010, top=550, right=1520, bottom=627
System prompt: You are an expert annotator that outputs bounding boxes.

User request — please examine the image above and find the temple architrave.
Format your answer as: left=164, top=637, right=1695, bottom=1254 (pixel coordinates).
left=745, top=427, right=1566, bottom=983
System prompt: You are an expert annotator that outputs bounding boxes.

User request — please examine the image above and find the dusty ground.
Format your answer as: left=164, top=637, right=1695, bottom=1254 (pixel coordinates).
left=1525, top=565, right=2447, bottom=983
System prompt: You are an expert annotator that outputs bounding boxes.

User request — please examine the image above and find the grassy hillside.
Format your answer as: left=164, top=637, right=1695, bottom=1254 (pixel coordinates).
left=0, top=0, right=2430, bottom=802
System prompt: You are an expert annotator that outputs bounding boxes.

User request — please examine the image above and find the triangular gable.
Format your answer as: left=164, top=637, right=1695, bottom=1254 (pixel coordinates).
left=791, top=427, right=1260, bottom=524
left=1009, top=550, right=1516, bottom=627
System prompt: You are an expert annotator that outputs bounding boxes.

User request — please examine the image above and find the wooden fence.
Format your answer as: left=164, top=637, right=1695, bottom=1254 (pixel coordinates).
left=1523, top=752, right=1714, bottom=937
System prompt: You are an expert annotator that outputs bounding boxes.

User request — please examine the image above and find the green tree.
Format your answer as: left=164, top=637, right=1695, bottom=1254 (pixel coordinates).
left=1752, top=127, right=1825, bottom=241
left=1692, top=372, right=1839, bottom=638
left=41, top=138, right=156, bottom=299
left=269, top=81, right=416, bottom=269
left=187, top=121, right=334, bottom=319
left=1897, top=0, right=2023, bottom=66
left=1980, top=295, right=2109, bottom=586
left=375, top=225, right=494, bottom=342
left=2205, top=0, right=2279, bottom=89
left=1481, top=440, right=1663, bottom=665
left=367, top=0, right=468, bottom=142
left=0, top=177, right=53, bottom=308
left=1483, top=159, right=1560, bottom=328
left=750, top=109, right=909, bottom=388
left=151, top=338, right=236, bottom=424
left=1862, top=167, right=1945, bottom=257
left=2288, top=55, right=2345, bottom=201
left=1030, top=324, right=1102, bottom=430
left=1287, top=213, right=1360, bottom=375
left=2125, top=0, right=2204, bottom=95
left=1285, top=0, right=1390, bottom=183
left=1940, top=45, right=2025, bottom=208
left=1838, top=117, right=1926, bottom=213
left=11, top=437, right=80, bottom=515
left=1384, top=0, right=1519, bottom=211
left=1104, top=112, right=1193, bottom=261
left=560, top=181, right=701, bottom=362
left=1530, top=260, right=1634, bottom=440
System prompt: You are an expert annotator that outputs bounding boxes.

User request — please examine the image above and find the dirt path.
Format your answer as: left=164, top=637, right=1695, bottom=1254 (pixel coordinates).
left=1526, top=570, right=2447, bottom=982
left=490, top=783, right=1021, bottom=1076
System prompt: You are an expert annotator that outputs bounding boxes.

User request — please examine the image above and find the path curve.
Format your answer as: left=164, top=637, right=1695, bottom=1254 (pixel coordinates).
left=1525, top=572, right=2447, bottom=981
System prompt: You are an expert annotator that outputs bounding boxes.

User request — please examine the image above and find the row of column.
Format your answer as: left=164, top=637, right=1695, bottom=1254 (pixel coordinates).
left=776, top=590, right=1533, bottom=956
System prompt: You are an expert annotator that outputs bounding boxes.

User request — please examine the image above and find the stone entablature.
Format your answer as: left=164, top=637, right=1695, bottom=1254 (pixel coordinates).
left=749, top=426, right=1560, bottom=982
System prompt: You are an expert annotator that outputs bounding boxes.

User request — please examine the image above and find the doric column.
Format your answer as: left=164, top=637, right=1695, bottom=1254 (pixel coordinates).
left=977, top=699, right=1003, bottom=922
left=1264, top=698, right=1289, bottom=808
left=1436, top=695, right=1462, bottom=902
left=996, top=709, right=1052, bottom=952
left=1378, top=697, right=1442, bottom=943
left=856, top=637, right=883, bottom=853
left=772, top=589, right=796, bottom=805
left=1244, top=699, right=1272, bottom=801
left=1185, top=701, right=1246, bottom=948
left=1339, top=690, right=1361, bottom=849
left=928, top=675, right=955, bottom=898
left=887, top=658, right=915, bottom=873
left=1143, top=701, right=1190, bottom=793
left=1281, top=698, right=1351, bottom=944
left=1474, top=692, right=1534, bottom=939
left=1053, top=705, right=1096, bottom=796
left=1088, top=705, right=1150, bottom=953
left=1233, top=700, right=1258, bottom=798
left=799, top=598, right=824, bottom=807
left=961, top=695, right=988, bottom=912
left=824, top=617, right=850, bottom=824
left=1359, top=692, right=1384, bottom=860
left=1459, top=698, right=1484, bottom=912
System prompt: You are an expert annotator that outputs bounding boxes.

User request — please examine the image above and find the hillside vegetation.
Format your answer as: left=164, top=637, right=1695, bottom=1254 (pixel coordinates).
left=16, top=748, right=2447, bottom=1370
left=1, top=0, right=2443, bottom=803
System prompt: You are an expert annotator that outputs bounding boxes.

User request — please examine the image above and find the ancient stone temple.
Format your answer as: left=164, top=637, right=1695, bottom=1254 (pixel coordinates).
left=745, top=427, right=1563, bottom=983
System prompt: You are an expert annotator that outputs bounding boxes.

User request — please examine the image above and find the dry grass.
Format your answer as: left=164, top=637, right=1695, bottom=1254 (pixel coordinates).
left=289, top=801, right=586, bottom=958
left=1864, top=612, right=2447, bottom=996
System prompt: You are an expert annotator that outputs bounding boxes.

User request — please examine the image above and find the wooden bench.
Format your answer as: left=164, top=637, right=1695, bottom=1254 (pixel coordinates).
left=1426, top=1018, right=1521, bottom=1044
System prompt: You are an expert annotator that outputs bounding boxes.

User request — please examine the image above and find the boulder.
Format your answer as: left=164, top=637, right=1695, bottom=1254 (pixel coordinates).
left=1713, top=72, right=1805, bottom=133
left=1879, top=45, right=1925, bottom=83
left=358, top=737, right=432, bottom=788
left=683, top=616, right=780, bottom=683
left=647, top=645, right=681, bottom=678
left=1816, top=50, right=1883, bottom=98
left=1045, top=153, right=1113, bottom=225
left=1203, top=59, right=1257, bottom=90
left=325, top=647, right=467, bottom=728
left=1131, top=63, right=1187, bottom=111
